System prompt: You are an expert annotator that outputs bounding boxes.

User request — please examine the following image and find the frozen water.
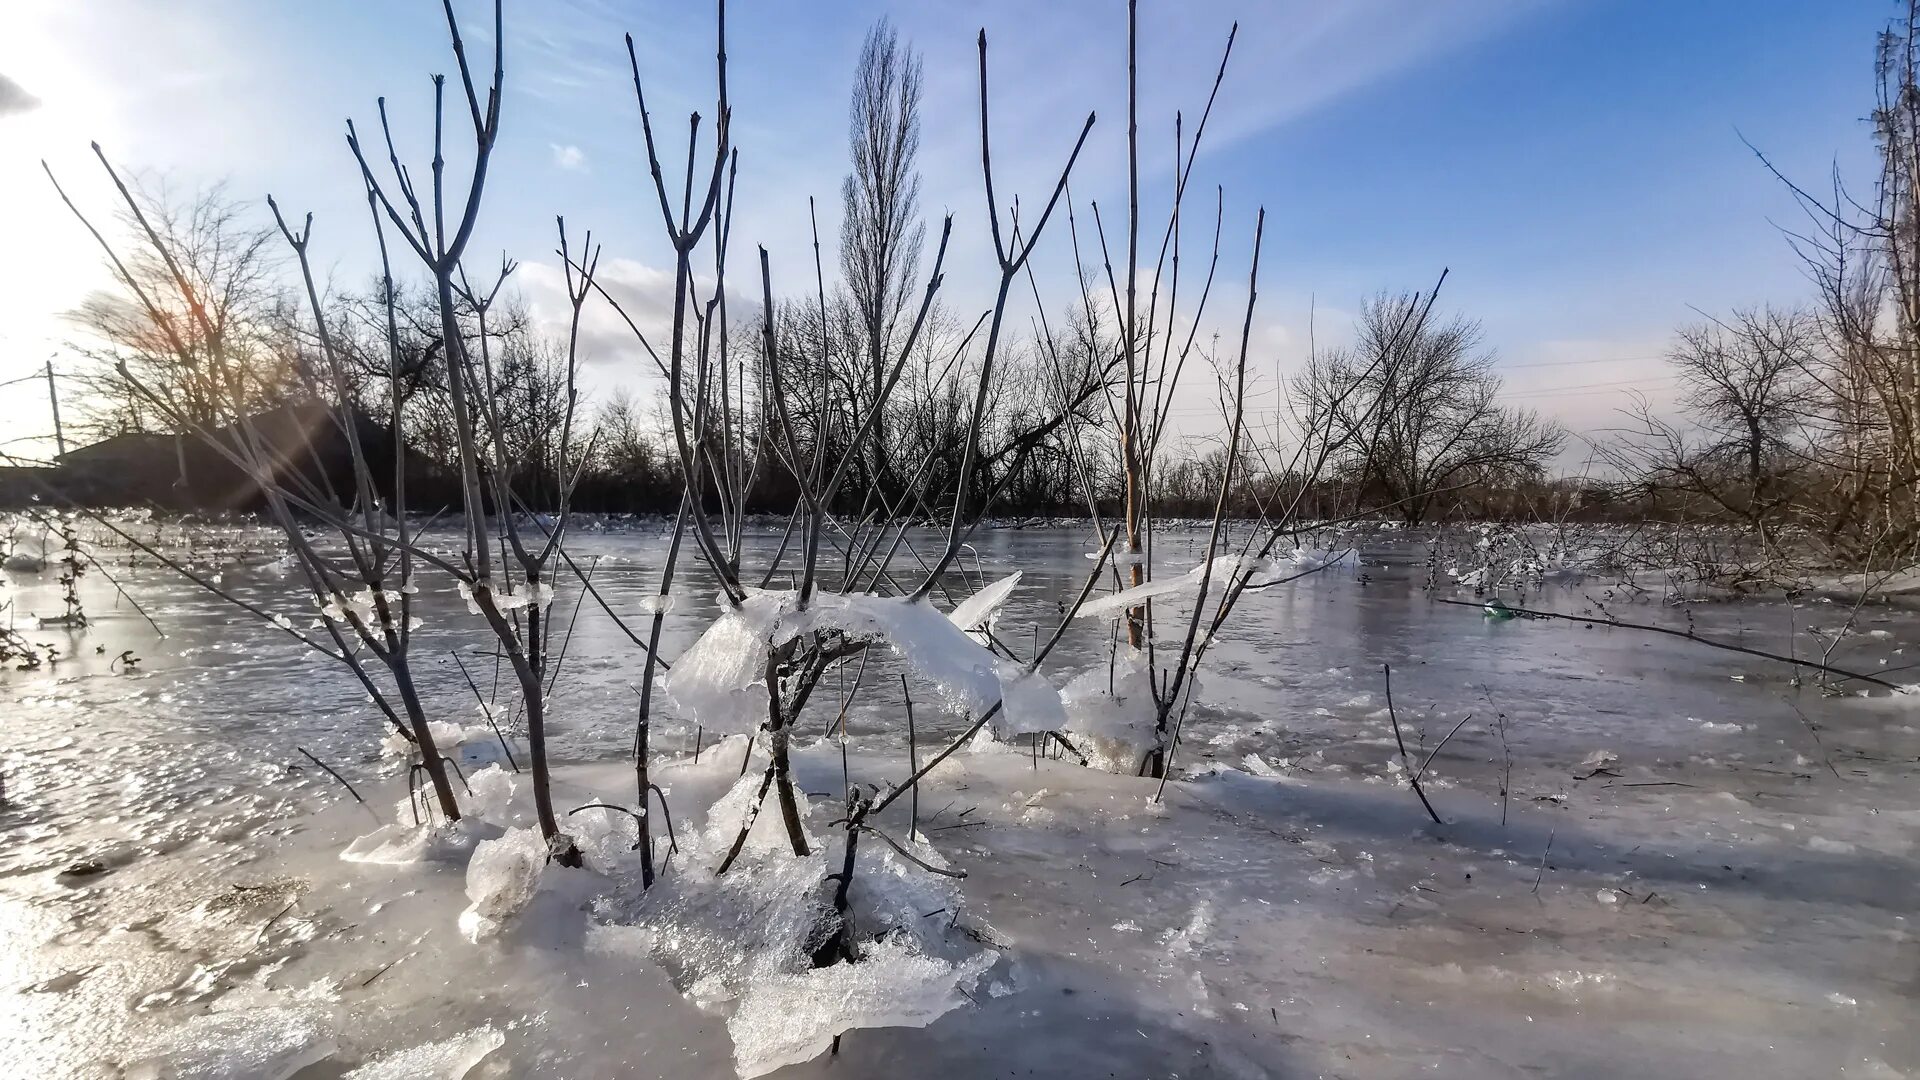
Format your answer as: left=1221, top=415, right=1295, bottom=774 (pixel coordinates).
left=666, top=585, right=1066, bottom=737
left=341, top=823, right=440, bottom=865
left=341, top=1025, right=503, bottom=1079
left=1060, top=646, right=1160, bottom=771
left=121, top=1007, right=335, bottom=1080
left=583, top=757, right=998, bottom=1077
left=992, top=663, right=1068, bottom=736
left=4, top=520, right=1919, bottom=1078
left=662, top=589, right=793, bottom=733
left=1288, top=545, right=1358, bottom=570
left=1074, top=554, right=1253, bottom=619
left=378, top=720, right=497, bottom=760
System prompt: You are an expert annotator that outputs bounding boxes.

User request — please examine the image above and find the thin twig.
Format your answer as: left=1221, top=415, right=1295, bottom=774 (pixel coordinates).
left=297, top=747, right=378, bottom=822
left=1412, top=713, right=1473, bottom=784
left=1383, top=665, right=1444, bottom=825
left=1435, top=598, right=1902, bottom=691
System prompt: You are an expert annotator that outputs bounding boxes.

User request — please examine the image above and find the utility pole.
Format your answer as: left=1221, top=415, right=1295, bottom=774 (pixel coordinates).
left=46, top=359, right=66, bottom=457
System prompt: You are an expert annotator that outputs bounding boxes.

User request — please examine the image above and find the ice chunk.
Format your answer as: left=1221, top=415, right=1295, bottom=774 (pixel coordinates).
left=1074, top=556, right=1252, bottom=619
left=1061, top=647, right=1161, bottom=772
left=806, top=593, right=1002, bottom=714
left=459, top=827, right=547, bottom=942
left=1289, top=546, right=1357, bottom=570
left=1242, top=753, right=1285, bottom=778
left=947, top=571, right=1021, bottom=632
left=570, top=803, right=642, bottom=874
left=342, top=1025, right=504, bottom=1079
left=2, top=550, right=48, bottom=573
left=1571, top=749, right=1619, bottom=779
left=590, top=776, right=994, bottom=1078
left=342, top=824, right=436, bottom=865
left=465, top=764, right=517, bottom=821
left=993, top=663, right=1068, bottom=736
left=668, top=588, right=1063, bottom=736
left=821, top=593, right=1066, bottom=728
left=728, top=939, right=995, bottom=1078
left=123, top=1007, right=336, bottom=1080
left=379, top=721, right=497, bottom=760
left=663, top=590, right=795, bottom=734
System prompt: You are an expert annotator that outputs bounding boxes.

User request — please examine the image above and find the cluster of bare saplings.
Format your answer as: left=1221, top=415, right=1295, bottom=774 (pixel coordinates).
left=18, top=0, right=1541, bottom=965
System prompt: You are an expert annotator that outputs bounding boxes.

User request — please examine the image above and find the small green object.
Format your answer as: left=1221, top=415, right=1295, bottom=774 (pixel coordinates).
left=1483, top=598, right=1517, bottom=620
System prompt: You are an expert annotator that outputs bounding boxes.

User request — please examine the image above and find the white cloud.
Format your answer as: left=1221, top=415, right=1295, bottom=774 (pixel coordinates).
left=0, top=72, right=39, bottom=116
left=550, top=143, right=587, bottom=172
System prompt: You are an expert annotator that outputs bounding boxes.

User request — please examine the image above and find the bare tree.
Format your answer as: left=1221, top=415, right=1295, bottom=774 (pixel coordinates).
left=344, top=0, right=605, bottom=863
left=1302, top=294, right=1564, bottom=524
left=839, top=18, right=925, bottom=500
left=1747, top=0, right=1920, bottom=562
left=1604, top=307, right=1819, bottom=551
left=44, top=149, right=470, bottom=822
left=64, top=182, right=300, bottom=452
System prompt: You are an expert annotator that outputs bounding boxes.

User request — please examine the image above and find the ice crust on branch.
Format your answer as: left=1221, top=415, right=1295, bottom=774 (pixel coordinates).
left=1074, top=555, right=1262, bottom=620
left=665, top=587, right=1065, bottom=734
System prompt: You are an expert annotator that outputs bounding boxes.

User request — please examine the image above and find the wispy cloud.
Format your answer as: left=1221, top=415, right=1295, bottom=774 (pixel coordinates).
left=550, top=143, right=587, bottom=172
left=0, top=72, right=39, bottom=117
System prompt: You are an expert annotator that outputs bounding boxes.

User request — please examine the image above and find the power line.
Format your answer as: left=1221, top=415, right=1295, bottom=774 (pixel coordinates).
left=1156, top=374, right=1680, bottom=416
left=1496, top=353, right=1667, bottom=371
left=1503, top=376, right=1680, bottom=398
left=0, top=370, right=79, bottom=390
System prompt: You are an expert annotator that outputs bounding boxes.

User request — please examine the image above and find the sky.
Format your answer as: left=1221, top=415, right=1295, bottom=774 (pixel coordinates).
left=0, top=0, right=1892, bottom=468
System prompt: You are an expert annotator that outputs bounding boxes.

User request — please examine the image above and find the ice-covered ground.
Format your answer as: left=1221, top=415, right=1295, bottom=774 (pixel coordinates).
left=1, top=521, right=1917, bottom=1077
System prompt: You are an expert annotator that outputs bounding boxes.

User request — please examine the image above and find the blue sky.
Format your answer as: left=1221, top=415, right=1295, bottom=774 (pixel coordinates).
left=0, top=1, right=1890, bottom=462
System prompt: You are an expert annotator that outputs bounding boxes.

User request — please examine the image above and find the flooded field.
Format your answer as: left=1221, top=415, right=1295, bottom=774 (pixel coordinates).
left=1, top=520, right=1915, bottom=1078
